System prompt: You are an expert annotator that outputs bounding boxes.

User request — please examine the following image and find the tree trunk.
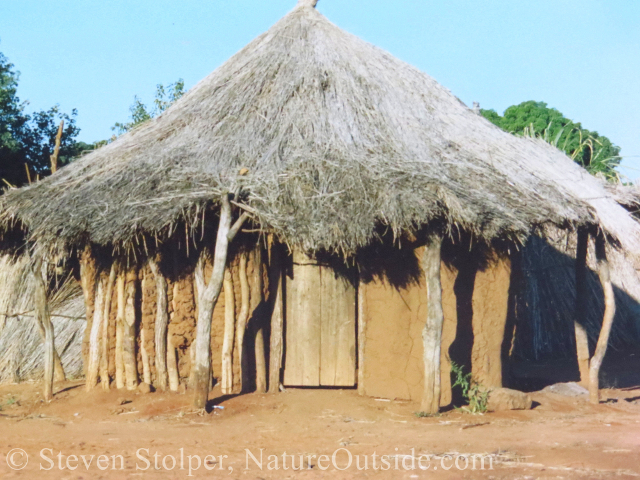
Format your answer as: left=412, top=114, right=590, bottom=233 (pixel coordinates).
left=252, top=246, right=267, bottom=394
left=589, top=233, right=616, bottom=404
left=32, top=259, right=54, bottom=401
left=575, top=227, right=590, bottom=386
left=221, top=269, right=236, bottom=395
left=123, top=270, right=138, bottom=391
left=115, top=271, right=125, bottom=389
left=357, top=274, right=366, bottom=396
left=100, top=265, right=116, bottom=390
left=268, top=243, right=284, bottom=394
left=53, top=350, right=65, bottom=381
left=79, top=245, right=97, bottom=378
left=420, top=235, right=445, bottom=414
left=234, top=252, right=250, bottom=393
left=33, top=307, right=66, bottom=382
left=86, top=275, right=105, bottom=391
left=255, top=327, right=267, bottom=393
left=167, top=336, right=180, bottom=392
left=149, top=257, right=169, bottom=391
left=192, top=196, right=238, bottom=409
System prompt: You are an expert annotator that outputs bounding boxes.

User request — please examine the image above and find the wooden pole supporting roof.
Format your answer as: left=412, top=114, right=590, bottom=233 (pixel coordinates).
left=574, top=227, right=590, bottom=386
left=268, top=241, right=284, bottom=394
left=150, top=256, right=169, bottom=391
left=589, top=233, right=616, bottom=404
left=31, top=258, right=55, bottom=401
left=420, top=235, right=445, bottom=414
left=192, top=194, right=248, bottom=410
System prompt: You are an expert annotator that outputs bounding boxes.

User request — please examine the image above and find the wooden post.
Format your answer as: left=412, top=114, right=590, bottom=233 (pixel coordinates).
left=79, top=245, right=97, bottom=377
left=252, top=246, right=267, bottom=394
left=192, top=196, right=247, bottom=409
left=167, top=336, right=180, bottom=392
left=221, top=269, right=236, bottom=395
left=100, top=265, right=116, bottom=390
left=150, top=257, right=169, bottom=391
left=235, top=252, right=250, bottom=393
left=29, top=253, right=67, bottom=382
left=123, top=269, right=138, bottom=390
left=589, top=233, right=616, bottom=404
left=115, top=271, right=125, bottom=389
left=32, top=258, right=55, bottom=401
left=32, top=306, right=66, bottom=382
left=420, top=235, right=445, bottom=414
left=575, top=227, right=590, bottom=386
left=86, top=275, right=105, bottom=391
left=357, top=274, right=366, bottom=396
left=268, top=243, right=284, bottom=394
left=255, top=326, right=267, bottom=393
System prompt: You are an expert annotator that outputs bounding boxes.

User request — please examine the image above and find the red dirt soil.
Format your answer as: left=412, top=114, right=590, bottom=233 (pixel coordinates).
left=0, top=382, right=639, bottom=479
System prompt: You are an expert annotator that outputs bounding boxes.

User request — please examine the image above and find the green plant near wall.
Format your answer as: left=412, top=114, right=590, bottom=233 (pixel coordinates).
left=451, top=362, right=490, bottom=414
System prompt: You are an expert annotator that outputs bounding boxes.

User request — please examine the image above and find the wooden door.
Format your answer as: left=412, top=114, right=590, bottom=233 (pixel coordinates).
left=284, top=252, right=356, bottom=387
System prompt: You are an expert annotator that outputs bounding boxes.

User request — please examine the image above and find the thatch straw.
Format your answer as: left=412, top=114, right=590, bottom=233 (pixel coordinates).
left=1, top=4, right=639, bottom=256
left=608, top=184, right=640, bottom=217
left=0, top=255, right=85, bottom=383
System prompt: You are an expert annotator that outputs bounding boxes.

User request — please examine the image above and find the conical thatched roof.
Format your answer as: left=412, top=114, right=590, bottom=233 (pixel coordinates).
left=2, top=2, right=639, bottom=254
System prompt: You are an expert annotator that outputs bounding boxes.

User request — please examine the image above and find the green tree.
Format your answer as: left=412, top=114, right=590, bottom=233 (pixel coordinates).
left=20, top=106, right=82, bottom=174
left=481, top=101, right=621, bottom=182
left=112, top=79, right=185, bottom=136
left=0, top=50, right=82, bottom=186
left=0, top=51, right=30, bottom=185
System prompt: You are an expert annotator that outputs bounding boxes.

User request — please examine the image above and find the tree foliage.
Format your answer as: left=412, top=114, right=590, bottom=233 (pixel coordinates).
left=112, top=79, right=185, bottom=136
left=482, top=101, right=621, bottom=182
left=0, top=51, right=82, bottom=187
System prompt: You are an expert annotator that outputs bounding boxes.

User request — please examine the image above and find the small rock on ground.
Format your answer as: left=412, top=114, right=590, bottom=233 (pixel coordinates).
left=487, top=388, right=533, bottom=412
left=138, top=383, right=152, bottom=394
left=544, top=382, right=588, bottom=397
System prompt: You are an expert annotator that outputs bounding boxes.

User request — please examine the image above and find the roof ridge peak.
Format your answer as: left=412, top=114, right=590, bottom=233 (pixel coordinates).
left=297, top=0, right=318, bottom=8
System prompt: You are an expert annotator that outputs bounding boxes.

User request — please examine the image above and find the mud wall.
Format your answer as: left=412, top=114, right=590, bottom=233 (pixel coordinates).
left=88, top=243, right=266, bottom=391
left=170, top=275, right=197, bottom=379
left=361, top=248, right=510, bottom=403
left=470, top=260, right=511, bottom=388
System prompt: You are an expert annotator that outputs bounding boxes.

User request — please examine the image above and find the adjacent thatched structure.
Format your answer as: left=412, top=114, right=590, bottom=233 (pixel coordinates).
left=0, top=0, right=637, bottom=410
left=513, top=186, right=640, bottom=362
left=514, top=234, right=640, bottom=361
left=0, top=255, right=85, bottom=383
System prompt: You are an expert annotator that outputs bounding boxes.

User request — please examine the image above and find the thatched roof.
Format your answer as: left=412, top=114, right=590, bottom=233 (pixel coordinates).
left=608, top=184, right=640, bottom=215
left=2, top=1, right=639, bottom=255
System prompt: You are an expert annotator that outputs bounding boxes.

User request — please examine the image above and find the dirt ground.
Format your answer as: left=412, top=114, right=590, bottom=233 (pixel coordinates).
left=0, top=379, right=639, bottom=480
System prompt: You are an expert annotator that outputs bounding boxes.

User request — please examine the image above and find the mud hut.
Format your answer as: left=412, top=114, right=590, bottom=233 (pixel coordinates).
left=2, top=0, right=639, bottom=411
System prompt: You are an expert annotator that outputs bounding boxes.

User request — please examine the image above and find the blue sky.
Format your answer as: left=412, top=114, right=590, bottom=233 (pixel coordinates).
left=1, top=0, right=639, bottom=179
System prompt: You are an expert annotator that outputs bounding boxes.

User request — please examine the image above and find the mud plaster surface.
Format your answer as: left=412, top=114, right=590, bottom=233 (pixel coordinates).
left=362, top=252, right=510, bottom=402
left=471, top=259, right=511, bottom=388
left=169, top=274, right=196, bottom=379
